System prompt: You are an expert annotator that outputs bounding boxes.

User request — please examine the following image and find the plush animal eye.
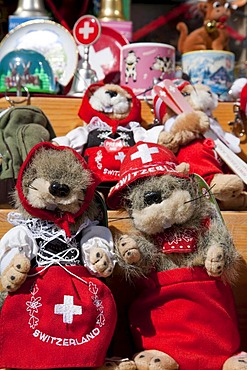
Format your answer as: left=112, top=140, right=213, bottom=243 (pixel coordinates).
left=224, top=2, right=231, bottom=8
left=106, top=90, right=118, bottom=98
left=144, top=191, right=162, bottom=206
left=182, top=92, right=190, bottom=97
left=213, top=2, right=221, bottom=8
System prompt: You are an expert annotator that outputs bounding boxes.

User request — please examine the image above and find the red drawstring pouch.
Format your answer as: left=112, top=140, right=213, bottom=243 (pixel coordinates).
left=129, top=267, right=240, bottom=370
left=0, top=265, right=117, bottom=369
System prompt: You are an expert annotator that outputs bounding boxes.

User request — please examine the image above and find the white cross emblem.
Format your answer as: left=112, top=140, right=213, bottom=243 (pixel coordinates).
left=79, top=21, right=94, bottom=39
left=159, top=90, right=167, bottom=98
left=131, top=143, right=159, bottom=164
left=169, top=85, right=176, bottom=93
left=115, top=151, right=125, bottom=162
left=54, top=295, right=82, bottom=324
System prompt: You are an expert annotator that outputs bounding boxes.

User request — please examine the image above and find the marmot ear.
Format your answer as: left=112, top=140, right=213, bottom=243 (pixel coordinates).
left=176, top=162, right=190, bottom=175
left=197, top=2, right=208, bottom=15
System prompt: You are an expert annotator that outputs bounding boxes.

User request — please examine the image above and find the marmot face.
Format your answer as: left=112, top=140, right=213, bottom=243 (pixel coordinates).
left=20, top=147, right=93, bottom=214
left=124, top=175, right=199, bottom=235
left=89, top=84, right=132, bottom=118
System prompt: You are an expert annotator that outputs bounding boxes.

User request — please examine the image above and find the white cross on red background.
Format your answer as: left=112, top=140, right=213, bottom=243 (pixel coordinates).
left=131, top=143, right=159, bottom=164
left=54, top=295, right=82, bottom=324
left=73, top=15, right=101, bottom=46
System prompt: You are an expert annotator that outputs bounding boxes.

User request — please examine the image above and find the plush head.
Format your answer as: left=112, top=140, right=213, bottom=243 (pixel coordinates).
left=78, top=82, right=142, bottom=132
left=14, top=142, right=99, bottom=235
left=107, top=141, right=190, bottom=209
left=181, top=83, right=218, bottom=114
left=154, top=80, right=217, bottom=124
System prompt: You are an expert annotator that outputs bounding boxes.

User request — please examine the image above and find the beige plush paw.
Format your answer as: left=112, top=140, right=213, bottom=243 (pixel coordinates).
left=157, top=132, right=180, bottom=154
left=0, top=254, right=30, bottom=292
left=218, top=192, right=247, bottom=211
left=223, top=352, right=247, bottom=370
left=117, top=235, right=141, bottom=264
left=211, top=174, right=244, bottom=202
left=205, top=245, right=225, bottom=277
left=133, top=350, right=179, bottom=370
left=89, top=247, right=114, bottom=277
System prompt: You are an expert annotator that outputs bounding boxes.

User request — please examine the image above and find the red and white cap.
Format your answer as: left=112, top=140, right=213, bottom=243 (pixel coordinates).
left=153, top=79, right=190, bottom=123
left=107, top=141, right=188, bottom=209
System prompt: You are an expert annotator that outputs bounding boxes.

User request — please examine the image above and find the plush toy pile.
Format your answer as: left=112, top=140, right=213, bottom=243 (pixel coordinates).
left=152, top=80, right=247, bottom=211
left=107, top=141, right=247, bottom=370
left=0, top=142, right=117, bottom=369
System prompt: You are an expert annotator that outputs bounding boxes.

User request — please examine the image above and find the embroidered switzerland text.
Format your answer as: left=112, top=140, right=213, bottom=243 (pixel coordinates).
left=33, top=327, right=100, bottom=346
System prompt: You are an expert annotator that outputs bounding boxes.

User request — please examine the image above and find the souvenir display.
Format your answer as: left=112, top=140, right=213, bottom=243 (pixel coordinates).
left=0, top=19, right=78, bottom=86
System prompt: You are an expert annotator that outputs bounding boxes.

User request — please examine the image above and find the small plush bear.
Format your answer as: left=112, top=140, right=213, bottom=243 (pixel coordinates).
left=0, top=142, right=117, bottom=369
left=53, top=83, right=143, bottom=197
left=153, top=81, right=247, bottom=211
left=107, top=141, right=247, bottom=370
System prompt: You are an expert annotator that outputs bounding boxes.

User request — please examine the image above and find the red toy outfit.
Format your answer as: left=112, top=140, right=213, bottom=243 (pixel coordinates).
left=0, top=266, right=117, bottom=369
left=129, top=267, right=240, bottom=370
left=176, top=137, right=230, bottom=185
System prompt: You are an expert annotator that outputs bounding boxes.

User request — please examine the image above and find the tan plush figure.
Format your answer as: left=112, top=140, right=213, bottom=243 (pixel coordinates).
left=107, top=141, right=247, bottom=370
left=176, top=0, right=245, bottom=53
left=154, top=81, right=247, bottom=211
left=0, top=142, right=117, bottom=369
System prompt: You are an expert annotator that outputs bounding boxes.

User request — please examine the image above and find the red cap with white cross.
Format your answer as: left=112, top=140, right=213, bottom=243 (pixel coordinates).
left=107, top=141, right=188, bottom=209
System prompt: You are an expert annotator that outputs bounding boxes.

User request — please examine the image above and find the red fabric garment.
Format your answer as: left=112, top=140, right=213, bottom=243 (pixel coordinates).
left=16, top=142, right=98, bottom=237
left=155, top=218, right=210, bottom=254
left=78, top=83, right=142, bottom=133
left=129, top=267, right=240, bottom=370
left=84, top=145, right=132, bottom=183
left=176, top=138, right=226, bottom=185
left=0, top=266, right=117, bottom=369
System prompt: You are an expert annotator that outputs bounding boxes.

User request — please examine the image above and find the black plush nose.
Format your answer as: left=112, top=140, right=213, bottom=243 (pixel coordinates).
left=49, top=181, right=70, bottom=197
left=106, top=90, right=118, bottom=98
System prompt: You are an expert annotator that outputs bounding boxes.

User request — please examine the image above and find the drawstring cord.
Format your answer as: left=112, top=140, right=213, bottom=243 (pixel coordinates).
left=27, top=248, right=89, bottom=285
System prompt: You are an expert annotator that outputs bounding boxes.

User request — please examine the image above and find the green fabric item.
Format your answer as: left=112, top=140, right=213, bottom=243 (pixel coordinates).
left=0, top=105, right=56, bottom=180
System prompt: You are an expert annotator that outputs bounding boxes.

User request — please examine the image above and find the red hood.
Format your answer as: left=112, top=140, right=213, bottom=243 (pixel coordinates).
left=78, top=82, right=142, bottom=133
left=16, top=142, right=99, bottom=236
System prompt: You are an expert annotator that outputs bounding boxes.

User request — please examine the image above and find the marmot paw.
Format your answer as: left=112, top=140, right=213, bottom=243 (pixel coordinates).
left=0, top=254, right=30, bottom=292
left=133, top=350, right=179, bottom=370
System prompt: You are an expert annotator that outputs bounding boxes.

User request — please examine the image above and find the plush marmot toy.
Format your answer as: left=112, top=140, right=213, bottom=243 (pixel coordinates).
left=153, top=80, right=247, bottom=211
left=0, top=142, right=117, bottom=369
left=53, top=82, right=142, bottom=197
left=107, top=141, right=247, bottom=370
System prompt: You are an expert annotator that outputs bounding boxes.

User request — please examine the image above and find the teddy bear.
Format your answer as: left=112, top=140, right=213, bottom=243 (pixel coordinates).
left=52, top=82, right=143, bottom=198
left=176, top=0, right=244, bottom=53
left=151, top=79, right=247, bottom=211
left=0, top=141, right=118, bottom=369
left=106, top=141, right=247, bottom=370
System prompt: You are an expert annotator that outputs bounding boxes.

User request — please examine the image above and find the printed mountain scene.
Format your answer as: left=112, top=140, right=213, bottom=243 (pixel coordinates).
left=182, top=52, right=234, bottom=100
